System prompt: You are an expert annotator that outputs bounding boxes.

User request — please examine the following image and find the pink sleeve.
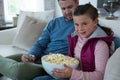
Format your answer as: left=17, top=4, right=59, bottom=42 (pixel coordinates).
left=70, top=40, right=109, bottom=80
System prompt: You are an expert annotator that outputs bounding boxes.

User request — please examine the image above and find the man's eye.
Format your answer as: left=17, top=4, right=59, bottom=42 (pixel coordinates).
left=68, top=6, right=73, bottom=9
left=61, top=8, right=65, bottom=10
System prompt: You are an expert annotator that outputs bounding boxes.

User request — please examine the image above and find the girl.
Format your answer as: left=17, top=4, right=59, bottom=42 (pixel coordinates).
left=34, top=3, right=113, bottom=80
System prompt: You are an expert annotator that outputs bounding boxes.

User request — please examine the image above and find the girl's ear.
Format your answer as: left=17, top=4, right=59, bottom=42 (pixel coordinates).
left=94, top=18, right=98, bottom=25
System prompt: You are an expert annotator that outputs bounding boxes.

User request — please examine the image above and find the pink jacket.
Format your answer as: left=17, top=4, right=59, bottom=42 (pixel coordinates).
left=67, top=27, right=113, bottom=80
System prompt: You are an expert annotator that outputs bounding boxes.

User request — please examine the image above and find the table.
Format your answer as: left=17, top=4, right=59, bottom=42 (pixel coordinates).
left=0, top=24, right=15, bottom=30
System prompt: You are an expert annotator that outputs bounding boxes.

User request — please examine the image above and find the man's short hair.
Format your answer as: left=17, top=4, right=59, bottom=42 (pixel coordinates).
left=58, top=0, right=78, bottom=2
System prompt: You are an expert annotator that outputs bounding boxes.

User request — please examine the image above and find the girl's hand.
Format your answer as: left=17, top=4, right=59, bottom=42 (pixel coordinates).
left=52, top=64, right=73, bottom=78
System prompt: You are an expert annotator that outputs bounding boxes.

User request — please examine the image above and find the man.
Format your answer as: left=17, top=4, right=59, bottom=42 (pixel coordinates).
left=22, top=0, right=79, bottom=63
left=0, top=0, right=79, bottom=80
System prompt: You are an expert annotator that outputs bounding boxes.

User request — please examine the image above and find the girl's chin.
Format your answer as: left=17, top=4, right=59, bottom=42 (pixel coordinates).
left=77, top=33, right=87, bottom=38
left=79, top=35, right=87, bottom=38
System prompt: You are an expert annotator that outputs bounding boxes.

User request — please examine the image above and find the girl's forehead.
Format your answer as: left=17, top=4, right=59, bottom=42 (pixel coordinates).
left=73, top=14, right=92, bottom=20
left=73, top=15, right=95, bottom=24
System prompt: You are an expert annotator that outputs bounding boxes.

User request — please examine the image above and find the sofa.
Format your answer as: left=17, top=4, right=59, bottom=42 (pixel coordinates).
left=0, top=10, right=54, bottom=80
left=0, top=10, right=120, bottom=80
left=0, top=10, right=54, bottom=57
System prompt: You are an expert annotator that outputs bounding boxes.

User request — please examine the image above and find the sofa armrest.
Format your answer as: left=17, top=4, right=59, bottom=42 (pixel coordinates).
left=104, top=47, right=120, bottom=80
left=0, top=28, right=17, bottom=44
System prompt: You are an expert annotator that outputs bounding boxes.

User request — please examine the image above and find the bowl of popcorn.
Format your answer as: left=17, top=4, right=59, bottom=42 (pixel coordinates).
left=41, top=54, right=79, bottom=78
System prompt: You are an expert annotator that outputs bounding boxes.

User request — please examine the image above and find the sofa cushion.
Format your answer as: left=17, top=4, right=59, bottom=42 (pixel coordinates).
left=0, top=45, right=27, bottom=57
left=0, top=28, right=17, bottom=44
left=12, top=10, right=54, bottom=51
left=104, top=47, right=120, bottom=80
left=16, top=10, right=54, bottom=30
left=13, top=16, right=46, bottom=51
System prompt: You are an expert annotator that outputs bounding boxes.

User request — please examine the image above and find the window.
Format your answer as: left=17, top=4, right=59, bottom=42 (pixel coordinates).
left=4, top=0, right=44, bottom=23
left=4, top=0, right=20, bottom=22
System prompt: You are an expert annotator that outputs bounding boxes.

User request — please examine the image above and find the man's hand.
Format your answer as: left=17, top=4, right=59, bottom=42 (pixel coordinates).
left=21, top=54, right=36, bottom=62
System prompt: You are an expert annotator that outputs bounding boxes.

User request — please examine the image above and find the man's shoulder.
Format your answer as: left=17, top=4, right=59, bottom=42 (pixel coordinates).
left=48, top=16, right=64, bottom=24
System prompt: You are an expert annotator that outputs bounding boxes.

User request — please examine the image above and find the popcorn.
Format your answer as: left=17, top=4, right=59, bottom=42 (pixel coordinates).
left=43, top=54, right=79, bottom=65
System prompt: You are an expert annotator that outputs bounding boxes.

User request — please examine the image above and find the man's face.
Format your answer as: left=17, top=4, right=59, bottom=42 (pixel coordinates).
left=58, top=0, right=79, bottom=20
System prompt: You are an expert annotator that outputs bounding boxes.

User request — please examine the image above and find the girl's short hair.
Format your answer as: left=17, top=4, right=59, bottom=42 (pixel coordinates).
left=73, top=3, right=98, bottom=20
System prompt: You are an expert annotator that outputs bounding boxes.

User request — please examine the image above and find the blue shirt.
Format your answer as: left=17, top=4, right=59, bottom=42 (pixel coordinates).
left=29, top=16, right=74, bottom=59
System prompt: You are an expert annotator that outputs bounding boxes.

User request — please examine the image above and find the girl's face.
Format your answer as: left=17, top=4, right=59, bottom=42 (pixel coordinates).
left=73, top=14, right=98, bottom=38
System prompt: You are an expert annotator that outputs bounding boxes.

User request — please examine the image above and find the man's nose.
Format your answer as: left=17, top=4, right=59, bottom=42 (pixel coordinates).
left=65, top=9, right=71, bottom=14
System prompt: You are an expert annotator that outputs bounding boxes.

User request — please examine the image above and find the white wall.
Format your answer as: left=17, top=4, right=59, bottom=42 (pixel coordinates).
left=0, top=0, right=4, bottom=19
left=20, top=0, right=44, bottom=12
left=79, top=0, right=97, bottom=8
left=55, top=0, right=62, bottom=17
left=44, top=0, right=55, bottom=10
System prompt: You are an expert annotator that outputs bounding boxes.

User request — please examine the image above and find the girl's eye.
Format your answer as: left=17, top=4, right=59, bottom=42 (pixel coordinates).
left=75, top=23, right=79, bottom=27
left=82, top=23, right=87, bottom=26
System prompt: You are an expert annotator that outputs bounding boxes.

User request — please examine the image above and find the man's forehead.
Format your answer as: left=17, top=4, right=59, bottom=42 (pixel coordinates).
left=58, top=0, right=76, bottom=2
left=59, top=0, right=75, bottom=6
